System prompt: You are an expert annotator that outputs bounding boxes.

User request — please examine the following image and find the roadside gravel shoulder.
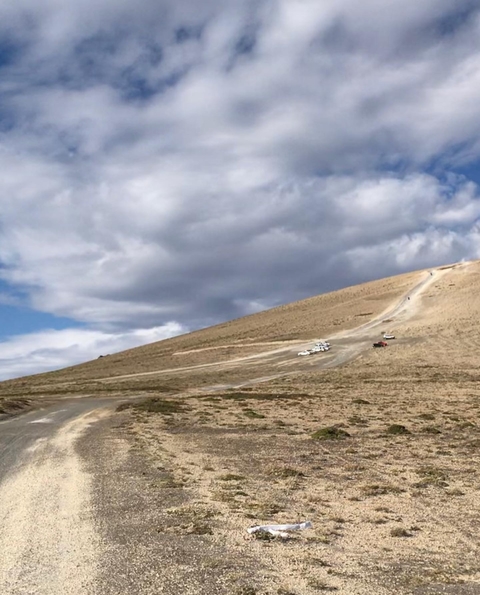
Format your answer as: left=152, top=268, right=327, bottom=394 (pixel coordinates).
left=79, top=411, right=263, bottom=595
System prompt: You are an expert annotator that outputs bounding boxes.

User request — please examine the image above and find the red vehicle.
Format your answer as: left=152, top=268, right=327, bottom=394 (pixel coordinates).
left=373, top=341, right=388, bottom=348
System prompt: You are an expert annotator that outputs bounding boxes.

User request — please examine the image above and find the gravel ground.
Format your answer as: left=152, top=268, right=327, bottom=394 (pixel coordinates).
left=0, top=410, right=105, bottom=595
left=80, top=413, right=263, bottom=595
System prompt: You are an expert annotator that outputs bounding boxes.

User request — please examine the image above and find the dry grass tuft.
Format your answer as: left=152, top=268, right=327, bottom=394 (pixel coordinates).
left=117, top=397, right=185, bottom=415
left=385, top=424, right=411, bottom=435
left=311, top=426, right=350, bottom=440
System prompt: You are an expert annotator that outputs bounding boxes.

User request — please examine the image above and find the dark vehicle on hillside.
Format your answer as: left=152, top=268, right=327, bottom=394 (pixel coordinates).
left=373, top=341, right=388, bottom=348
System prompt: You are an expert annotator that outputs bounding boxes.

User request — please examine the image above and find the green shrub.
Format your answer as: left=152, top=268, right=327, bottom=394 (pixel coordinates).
left=312, top=426, right=350, bottom=440
left=386, top=424, right=410, bottom=435
left=117, top=397, right=185, bottom=415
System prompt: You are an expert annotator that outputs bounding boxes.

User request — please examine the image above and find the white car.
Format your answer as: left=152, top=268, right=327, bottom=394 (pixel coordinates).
left=383, top=334, right=396, bottom=340
left=315, top=341, right=330, bottom=347
left=298, top=350, right=311, bottom=356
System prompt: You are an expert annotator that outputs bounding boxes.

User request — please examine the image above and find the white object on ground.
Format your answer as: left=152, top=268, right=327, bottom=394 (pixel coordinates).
left=247, top=521, right=313, bottom=538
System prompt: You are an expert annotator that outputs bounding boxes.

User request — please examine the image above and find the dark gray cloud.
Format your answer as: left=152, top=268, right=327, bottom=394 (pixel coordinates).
left=0, top=0, right=480, bottom=377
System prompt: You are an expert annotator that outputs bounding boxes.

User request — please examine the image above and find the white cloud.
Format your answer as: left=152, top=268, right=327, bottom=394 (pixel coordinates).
left=0, top=323, right=184, bottom=380
left=0, top=1, right=480, bottom=377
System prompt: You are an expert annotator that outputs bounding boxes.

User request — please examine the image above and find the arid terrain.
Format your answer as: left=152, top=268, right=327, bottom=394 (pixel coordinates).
left=1, top=261, right=480, bottom=594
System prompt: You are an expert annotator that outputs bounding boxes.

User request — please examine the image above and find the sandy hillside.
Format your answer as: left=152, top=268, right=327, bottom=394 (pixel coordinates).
left=3, top=260, right=480, bottom=594
left=0, top=267, right=424, bottom=398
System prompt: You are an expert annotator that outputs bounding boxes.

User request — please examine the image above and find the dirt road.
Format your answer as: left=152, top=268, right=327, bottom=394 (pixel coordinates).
left=0, top=400, right=117, bottom=595
left=94, top=268, right=445, bottom=386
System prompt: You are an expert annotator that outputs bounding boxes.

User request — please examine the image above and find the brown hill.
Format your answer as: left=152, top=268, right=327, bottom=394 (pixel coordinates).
left=0, top=266, right=426, bottom=397
left=3, top=259, right=480, bottom=593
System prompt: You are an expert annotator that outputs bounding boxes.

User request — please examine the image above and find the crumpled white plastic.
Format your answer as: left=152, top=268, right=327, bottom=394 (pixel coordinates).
left=247, top=521, right=313, bottom=539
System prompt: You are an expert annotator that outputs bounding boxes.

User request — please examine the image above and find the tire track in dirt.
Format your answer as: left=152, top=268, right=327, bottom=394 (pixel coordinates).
left=93, top=267, right=449, bottom=385
left=0, top=409, right=108, bottom=595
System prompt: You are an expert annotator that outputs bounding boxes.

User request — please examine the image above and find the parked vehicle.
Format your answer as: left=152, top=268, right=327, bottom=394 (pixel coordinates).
left=299, top=341, right=332, bottom=356
left=373, top=341, right=388, bottom=348
left=383, top=334, right=395, bottom=340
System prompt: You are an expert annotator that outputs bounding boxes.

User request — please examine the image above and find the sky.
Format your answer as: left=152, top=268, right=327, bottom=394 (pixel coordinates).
left=1, top=0, right=480, bottom=380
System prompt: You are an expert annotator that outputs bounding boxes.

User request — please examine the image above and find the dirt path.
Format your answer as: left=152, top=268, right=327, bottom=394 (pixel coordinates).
left=312, top=266, right=454, bottom=368
left=0, top=409, right=108, bottom=595
left=96, top=265, right=457, bottom=386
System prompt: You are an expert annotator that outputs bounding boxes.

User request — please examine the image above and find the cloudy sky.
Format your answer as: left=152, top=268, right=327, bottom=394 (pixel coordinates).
left=0, top=0, right=480, bottom=379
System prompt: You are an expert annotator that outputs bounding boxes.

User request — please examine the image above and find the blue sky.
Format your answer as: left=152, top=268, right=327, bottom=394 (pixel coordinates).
left=0, top=0, right=480, bottom=379
left=0, top=307, right=80, bottom=338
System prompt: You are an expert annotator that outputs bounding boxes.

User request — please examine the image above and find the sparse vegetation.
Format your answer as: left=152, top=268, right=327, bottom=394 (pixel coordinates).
left=156, top=477, right=185, bottom=489
left=418, top=413, right=435, bottom=420
left=311, top=426, right=350, bottom=440
left=268, top=466, right=305, bottom=479
left=422, top=425, right=441, bottom=434
left=386, top=424, right=411, bottom=435
left=218, top=474, right=245, bottom=482
left=445, top=488, right=465, bottom=496
left=362, top=484, right=405, bottom=497
left=243, top=408, right=266, bottom=419
left=251, top=529, right=276, bottom=542
left=307, top=579, right=338, bottom=591
left=236, top=587, right=258, bottom=595
left=184, top=523, right=213, bottom=535
left=414, top=466, right=448, bottom=488
left=117, top=397, right=185, bottom=415
left=347, top=415, right=367, bottom=425
left=0, top=398, right=32, bottom=415
left=390, top=527, right=411, bottom=538
left=206, top=391, right=306, bottom=402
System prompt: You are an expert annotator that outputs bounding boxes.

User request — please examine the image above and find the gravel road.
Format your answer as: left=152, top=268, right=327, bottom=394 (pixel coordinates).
left=0, top=399, right=119, bottom=595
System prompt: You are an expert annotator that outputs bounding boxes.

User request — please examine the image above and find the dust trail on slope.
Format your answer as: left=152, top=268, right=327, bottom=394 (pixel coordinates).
left=0, top=409, right=108, bottom=595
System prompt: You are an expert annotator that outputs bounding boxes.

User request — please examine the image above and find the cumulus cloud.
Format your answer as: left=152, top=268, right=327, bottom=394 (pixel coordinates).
left=0, top=0, right=480, bottom=377
left=0, top=323, right=183, bottom=380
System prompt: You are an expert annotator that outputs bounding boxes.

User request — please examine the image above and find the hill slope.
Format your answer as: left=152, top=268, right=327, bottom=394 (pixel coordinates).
left=90, top=258, right=480, bottom=594
left=0, top=266, right=427, bottom=397
left=3, top=259, right=480, bottom=594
